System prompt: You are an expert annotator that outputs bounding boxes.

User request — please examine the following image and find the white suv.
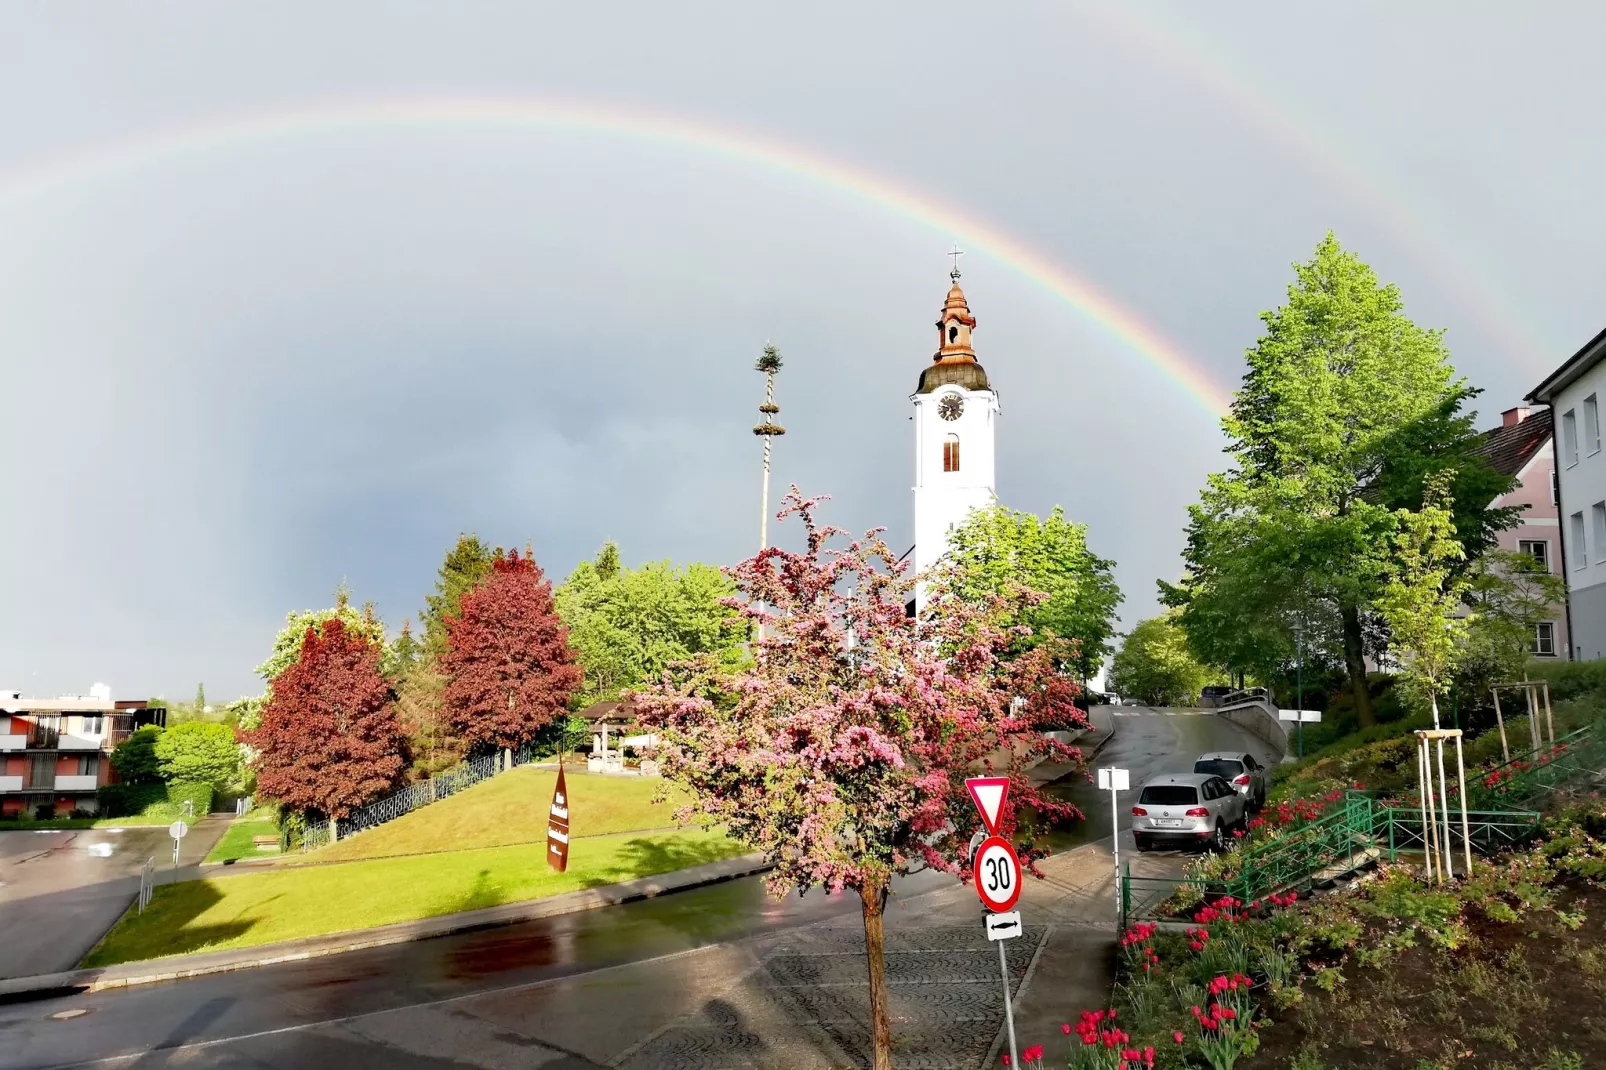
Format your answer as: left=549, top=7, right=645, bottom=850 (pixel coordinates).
left=1131, top=773, right=1247, bottom=852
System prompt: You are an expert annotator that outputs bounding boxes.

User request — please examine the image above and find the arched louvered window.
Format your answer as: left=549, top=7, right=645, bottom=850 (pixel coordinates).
left=943, top=434, right=960, bottom=473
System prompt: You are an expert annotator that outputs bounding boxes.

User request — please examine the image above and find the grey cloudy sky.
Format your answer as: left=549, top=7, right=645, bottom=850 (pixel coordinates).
left=3, top=2, right=1603, bottom=700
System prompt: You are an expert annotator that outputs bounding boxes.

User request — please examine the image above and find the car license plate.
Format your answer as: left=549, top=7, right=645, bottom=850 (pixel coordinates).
left=1155, top=819, right=1181, bottom=828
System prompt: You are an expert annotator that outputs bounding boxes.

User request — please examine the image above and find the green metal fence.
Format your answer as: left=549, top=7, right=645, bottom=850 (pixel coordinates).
left=1465, top=723, right=1606, bottom=811
left=1377, top=807, right=1542, bottom=862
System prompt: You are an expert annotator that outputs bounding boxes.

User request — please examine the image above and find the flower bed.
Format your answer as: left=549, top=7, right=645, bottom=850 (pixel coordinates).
left=1019, top=799, right=1606, bottom=1068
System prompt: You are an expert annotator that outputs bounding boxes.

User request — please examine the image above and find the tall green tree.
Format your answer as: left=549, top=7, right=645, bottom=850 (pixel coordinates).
left=385, top=618, right=421, bottom=680
left=1375, top=475, right=1468, bottom=727
left=1167, top=235, right=1516, bottom=726
left=194, top=683, right=207, bottom=719
left=1106, top=614, right=1215, bottom=707
left=556, top=544, right=749, bottom=707
left=256, top=583, right=388, bottom=683
left=422, top=534, right=498, bottom=658
left=938, top=504, right=1122, bottom=681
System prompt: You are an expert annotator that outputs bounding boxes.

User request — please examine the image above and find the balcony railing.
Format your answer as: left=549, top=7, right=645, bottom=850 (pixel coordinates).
left=0, top=734, right=25, bottom=752
left=0, top=776, right=22, bottom=793
left=27, top=728, right=59, bottom=749
left=54, top=774, right=99, bottom=791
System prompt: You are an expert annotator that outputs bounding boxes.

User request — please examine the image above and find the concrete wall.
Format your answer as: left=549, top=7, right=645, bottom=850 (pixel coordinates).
left=1217, top=702, right=1290, bottom=759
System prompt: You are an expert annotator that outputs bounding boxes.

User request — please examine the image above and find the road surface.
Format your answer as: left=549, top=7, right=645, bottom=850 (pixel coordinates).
left=0, top=709, right=1276, bottom=1069
left=0, top=819, right=228, bottom=980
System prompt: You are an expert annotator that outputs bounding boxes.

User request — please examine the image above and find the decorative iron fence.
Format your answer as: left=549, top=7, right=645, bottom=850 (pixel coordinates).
left=289, top=743, right=545, bottom=852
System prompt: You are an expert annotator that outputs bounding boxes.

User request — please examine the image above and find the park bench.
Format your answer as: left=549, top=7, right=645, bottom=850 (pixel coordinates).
left=252, top=835, right=281, bottom=852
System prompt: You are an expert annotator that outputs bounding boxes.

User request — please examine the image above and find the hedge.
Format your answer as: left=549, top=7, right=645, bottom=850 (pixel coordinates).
left=96, top=781, right=215, bottom=819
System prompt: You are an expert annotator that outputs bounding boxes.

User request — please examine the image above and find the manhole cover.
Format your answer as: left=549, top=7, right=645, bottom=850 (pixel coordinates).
left=50, top=1009, right=90, bottom=1021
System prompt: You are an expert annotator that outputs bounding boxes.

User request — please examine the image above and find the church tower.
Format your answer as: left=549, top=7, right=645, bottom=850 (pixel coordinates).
left=911, top=265, right=998, bottom=610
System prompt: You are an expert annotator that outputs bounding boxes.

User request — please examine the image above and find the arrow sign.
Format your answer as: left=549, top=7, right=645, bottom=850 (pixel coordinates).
left=965, top=776, right=1010, bottom=837
left=985, top=910, right=1022, bottom=942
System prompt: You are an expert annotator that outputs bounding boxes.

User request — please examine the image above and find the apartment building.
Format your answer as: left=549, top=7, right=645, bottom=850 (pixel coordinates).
left=1474, top=406, right=1567, bottom=659
left=1528, top=327, right=1606, bottom=659
left=0, top=686, right=166, bottom=816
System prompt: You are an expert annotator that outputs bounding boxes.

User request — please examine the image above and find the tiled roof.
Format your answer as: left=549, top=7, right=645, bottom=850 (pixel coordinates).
left=1475, top=408, right=1553, bottom=479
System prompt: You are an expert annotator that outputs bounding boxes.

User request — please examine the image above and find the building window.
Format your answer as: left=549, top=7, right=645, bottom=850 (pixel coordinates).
left=1588, top=395, right=1602, bottom=455
left=1593, top=503, right=1606, bottom=566
left=80, top=715, right=103, bottom=736
left=943, top=434, right=960, bottom=472
left=1564, top=409, right=1579, bottom=466
left=75, top=754, right=100, bottom=778
left=1518, top=539, right=1550, bottom=571
left=1571, top=511, right=1587, bottom=569
left=1532, top=622, right=1557, bottom=657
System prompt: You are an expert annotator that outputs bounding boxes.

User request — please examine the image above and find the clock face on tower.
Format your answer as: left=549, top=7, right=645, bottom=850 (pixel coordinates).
left=938, top=394, right=964, bottom=421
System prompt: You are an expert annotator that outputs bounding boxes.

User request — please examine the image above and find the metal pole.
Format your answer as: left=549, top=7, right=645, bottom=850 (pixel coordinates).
left=1544, top=682, right=1555, bottom=745
left=1110, top=785, right=1121, bottom=921
left=997, top=939, right=1020, bottom=1069
left=1296, top=626, right=1304, bottom=759
left=1455, top=733, right=1473, bottom=875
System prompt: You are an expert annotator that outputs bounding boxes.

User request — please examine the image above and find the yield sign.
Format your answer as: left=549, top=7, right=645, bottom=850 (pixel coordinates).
left=965, top=776, right=1010, bottom=836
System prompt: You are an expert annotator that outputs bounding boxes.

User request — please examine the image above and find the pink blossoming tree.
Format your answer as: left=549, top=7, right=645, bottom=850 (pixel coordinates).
left=632, top=490, right=1088, bottom=1069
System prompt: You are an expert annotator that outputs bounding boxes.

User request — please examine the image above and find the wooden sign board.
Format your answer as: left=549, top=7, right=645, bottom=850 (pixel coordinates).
left=547, top=766, right=571, bottom=872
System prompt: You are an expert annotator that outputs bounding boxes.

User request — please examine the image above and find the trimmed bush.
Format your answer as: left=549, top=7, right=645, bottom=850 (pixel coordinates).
left=164, top=781, right=215, bottom=817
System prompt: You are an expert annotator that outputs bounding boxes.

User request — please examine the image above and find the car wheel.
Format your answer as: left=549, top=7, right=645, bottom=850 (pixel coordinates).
left=1209, top=822, right=1226, bottom=852
left=1134, top=835, right=1151, bottom=853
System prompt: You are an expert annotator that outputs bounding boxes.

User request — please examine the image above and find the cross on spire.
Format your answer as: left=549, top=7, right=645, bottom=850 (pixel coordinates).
left=948, top=244, right=964, bottom=281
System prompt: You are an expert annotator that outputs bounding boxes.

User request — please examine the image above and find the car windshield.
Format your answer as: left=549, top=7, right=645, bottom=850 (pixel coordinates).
left=1194, top=759, right=1244, bottom=779
left=1139, top=785, right=1199, bottom=806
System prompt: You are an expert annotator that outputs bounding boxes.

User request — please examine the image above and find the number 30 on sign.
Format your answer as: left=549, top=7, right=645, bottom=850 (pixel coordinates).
left=972, top=835, right=1022, bottom=913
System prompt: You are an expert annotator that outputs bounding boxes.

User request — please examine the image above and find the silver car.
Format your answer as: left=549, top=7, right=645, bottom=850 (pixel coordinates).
left=1193, top=751, right=1268, bottom=810
left=1131, top=773, right=1247, bottom=852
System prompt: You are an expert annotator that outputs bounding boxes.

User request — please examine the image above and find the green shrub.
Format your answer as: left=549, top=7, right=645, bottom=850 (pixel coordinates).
left=163, top=781, right=215, bottom=817
left=110, top=725, right=164, bottom=784
left=155, top=722, right=242, bottom=789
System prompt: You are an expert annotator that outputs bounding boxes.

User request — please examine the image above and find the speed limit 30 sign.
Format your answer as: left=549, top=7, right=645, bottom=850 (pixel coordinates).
left=972, top=835, right=1022, bottom=913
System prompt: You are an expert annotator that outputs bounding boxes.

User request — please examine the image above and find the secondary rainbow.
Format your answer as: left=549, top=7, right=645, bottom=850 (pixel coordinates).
left=0, top=96, right=1233, bottom=415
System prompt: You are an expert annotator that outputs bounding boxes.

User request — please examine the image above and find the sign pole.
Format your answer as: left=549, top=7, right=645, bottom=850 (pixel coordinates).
left=1098, top=767, right=1130, bottom=923
left=997, top=939, right=1019, bottom=1068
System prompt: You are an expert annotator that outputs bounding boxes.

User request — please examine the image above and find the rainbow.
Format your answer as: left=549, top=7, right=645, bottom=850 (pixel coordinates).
left=0, top=96, right=1234, bottom=415
left=1091, top=6, right=1551, bottom=366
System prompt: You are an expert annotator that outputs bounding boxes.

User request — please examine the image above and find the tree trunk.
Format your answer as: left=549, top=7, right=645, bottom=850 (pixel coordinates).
left=860, top=882, right=894, bottom=1070
left=1340, top=603, right=1375, bottom=727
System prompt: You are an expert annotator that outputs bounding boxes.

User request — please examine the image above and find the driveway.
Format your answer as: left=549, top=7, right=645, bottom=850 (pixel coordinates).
left=0, top=817, right=228, bottom=979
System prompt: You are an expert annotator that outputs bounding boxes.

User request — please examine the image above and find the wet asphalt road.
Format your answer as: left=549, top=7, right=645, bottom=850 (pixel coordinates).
left=0, top=821, right=229, bottom=980
left=0, top=709, right=1277, bottom=1069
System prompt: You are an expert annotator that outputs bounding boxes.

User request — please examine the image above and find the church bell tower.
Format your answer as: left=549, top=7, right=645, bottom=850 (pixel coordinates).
left=911, top=262, right=998, bottom=610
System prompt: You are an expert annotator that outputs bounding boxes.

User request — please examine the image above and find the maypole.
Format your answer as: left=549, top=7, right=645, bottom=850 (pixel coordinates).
left=753, top=345, right=785, bottom=641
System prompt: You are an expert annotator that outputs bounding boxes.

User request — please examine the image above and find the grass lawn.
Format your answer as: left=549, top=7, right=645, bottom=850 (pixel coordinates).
left=204, top=818, right=283, bottom=863
left=85, top=826, right=743, bottom=966
left=302, top=765, right=688, bottom=864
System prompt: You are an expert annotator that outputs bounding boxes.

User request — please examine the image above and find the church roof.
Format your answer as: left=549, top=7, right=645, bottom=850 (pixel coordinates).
left=917, top=274, right=992, bottom=394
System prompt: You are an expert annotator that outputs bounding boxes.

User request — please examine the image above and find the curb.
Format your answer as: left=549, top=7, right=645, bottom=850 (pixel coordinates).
left=0, top=852, right=772, bottom=1001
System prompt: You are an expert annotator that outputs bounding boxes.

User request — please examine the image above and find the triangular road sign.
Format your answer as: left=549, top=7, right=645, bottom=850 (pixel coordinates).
left=965, top=776, right=1010, bottom=836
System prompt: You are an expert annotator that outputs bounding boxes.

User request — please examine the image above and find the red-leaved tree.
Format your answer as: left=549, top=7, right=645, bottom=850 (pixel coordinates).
left=632, top=490, right=1087, bottom=1069
left=443, top=549, right=582, bottom=752
left=247, top=617, right=407, bottom=819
